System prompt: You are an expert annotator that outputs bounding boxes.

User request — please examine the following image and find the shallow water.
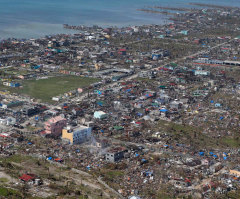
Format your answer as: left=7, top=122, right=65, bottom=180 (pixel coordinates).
left=0, top=0, right=240, bottom=39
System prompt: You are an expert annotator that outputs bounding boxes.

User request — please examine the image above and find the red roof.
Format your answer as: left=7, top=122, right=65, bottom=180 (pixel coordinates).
left=185, top=178, right=191, bottom=183
left=54, top=158, right=63, bottom=162
left=0, top=133, right=10, bottom=138
left=19, top=174, right=35, bottom=182
left=40, top=130, right=47, bottom=135
left=123, top=116, right=131, bottom=120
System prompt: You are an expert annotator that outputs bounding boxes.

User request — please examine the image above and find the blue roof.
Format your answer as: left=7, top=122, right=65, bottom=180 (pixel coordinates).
left=160, top=109, right=168, bottom=112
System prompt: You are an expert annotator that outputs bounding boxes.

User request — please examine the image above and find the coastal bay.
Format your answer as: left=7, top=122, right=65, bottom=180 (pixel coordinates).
left=1, top=0, right=240, bottom=39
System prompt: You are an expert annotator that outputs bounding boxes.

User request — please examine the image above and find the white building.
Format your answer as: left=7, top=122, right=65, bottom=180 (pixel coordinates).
left=62, top=125, right=92, bottom=144
left=0, top=117, right=16, bottom=126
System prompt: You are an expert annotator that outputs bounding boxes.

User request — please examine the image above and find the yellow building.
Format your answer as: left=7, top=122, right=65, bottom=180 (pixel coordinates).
left=229, top=169, right=240, bottom=177
left=95, top=63, right=101, bottom=71
left=62, top=128, right=73, bottom=143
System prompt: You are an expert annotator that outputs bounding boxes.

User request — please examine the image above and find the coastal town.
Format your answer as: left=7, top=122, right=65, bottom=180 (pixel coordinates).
left=0, top=3, right=239, bottom=199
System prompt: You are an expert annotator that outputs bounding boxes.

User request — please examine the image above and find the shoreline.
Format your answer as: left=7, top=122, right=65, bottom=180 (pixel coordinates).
left=0, top=19, right=171, bottom=42
left=1, top=2, right=239, bottom=42
left=189, top=3, right=237, bottom=9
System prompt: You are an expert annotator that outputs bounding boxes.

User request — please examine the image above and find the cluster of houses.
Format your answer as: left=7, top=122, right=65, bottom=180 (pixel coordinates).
left=0, top=4, right=239, bottom=198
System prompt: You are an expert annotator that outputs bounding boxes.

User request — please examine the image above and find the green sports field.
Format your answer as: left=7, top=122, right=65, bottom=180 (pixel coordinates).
left=0, top=75, right=99, bottom=103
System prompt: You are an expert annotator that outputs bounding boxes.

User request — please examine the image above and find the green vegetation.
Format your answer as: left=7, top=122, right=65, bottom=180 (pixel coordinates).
left=156, top=120, right=224, bottom=149
left=0, top=153, right=109, bottom=199
left=97, top=168, right=124, bottom=183
left=91, top=167, right=124, bottom=191
left=189, top=27, right=240, bottom=38
left=0, top=68, right=29, bottom=76
left=126, top=38, right=201, bottom=59
left=0, top=75, right=99, bottom=103
left=156, top=191, right=176, bottom=199
left=0, top=178, right=8, bottom=183
left=0, top=186, right=22, bottom=198
left=142, top=185, right=177, bottom=199
left=225, top=189, right=240, bottom=199
left=155, top=120, right=240, bottom=149
left=0, top=154, right=32, bottom=164
left=104, top=170, right=124, bottom=179
left=221, top=137, right=240, bottom=148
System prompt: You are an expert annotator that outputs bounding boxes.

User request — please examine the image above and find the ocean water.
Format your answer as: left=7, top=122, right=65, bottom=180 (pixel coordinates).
left=0, top=0, right=240, bottom=39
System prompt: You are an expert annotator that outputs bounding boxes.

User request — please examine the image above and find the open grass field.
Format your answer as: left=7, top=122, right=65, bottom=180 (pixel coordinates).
left=155, top=120, right=240, bottom=149
left=0, top=75, right=99, bottom=103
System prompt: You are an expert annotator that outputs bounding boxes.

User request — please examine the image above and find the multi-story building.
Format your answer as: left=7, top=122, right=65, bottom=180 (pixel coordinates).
left=105, top=147, right=127, bottom=162
left=22, top=106, right=39, bottom=116
left=44, top=116, right=66, bottom=136
left=62, top=125, right=92, bottom=144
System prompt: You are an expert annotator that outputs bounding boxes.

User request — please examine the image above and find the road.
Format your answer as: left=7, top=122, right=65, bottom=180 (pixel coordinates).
left=29, top=153, right=123, bottom=198
left=179, top=39, right=234, bottom=61
left=66, top=38, right=233, bottom=105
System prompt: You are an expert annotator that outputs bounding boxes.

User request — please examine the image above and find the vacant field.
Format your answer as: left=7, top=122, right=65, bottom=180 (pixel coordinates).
left=155, top=120, right=230, bottom=149
left=0, top=67, right=29, bottom=76
left=0, top=75, right=99, bottom=103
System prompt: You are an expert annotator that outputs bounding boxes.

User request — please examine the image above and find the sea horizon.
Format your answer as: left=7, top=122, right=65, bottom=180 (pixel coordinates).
left=1, top=0, right=240, bottom=40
